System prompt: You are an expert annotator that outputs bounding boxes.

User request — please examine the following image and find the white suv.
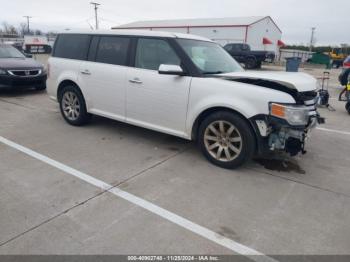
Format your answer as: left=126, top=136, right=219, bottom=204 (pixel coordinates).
left=47, top=30, right=324, bottom=169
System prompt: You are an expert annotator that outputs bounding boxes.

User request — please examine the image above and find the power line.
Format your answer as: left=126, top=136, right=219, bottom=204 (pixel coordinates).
left=90, top=2, right=101, bottom=30
left=23, top=16, right=32, bottom=34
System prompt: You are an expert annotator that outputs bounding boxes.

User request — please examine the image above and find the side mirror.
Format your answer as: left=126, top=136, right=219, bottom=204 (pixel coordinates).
left=158, top=64, right=184, bottom=76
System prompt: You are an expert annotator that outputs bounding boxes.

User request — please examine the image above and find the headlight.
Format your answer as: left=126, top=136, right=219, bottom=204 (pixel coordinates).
left=0, top=69, right=7, bottom=75
left=270, top=103, right=309, bottom=126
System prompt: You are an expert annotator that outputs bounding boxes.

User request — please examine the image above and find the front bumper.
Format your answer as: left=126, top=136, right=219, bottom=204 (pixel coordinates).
left=0, top=74, right=47, bottom=90
left=251, top=114, right=324, bottom=157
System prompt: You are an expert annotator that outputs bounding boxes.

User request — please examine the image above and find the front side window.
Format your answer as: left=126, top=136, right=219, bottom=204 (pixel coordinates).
left=177, top=39, right=243, bottom=74
left=95, top=36, right=130, bottom=66
left=0, top=45, right=25, bottom=59
left=53, top=34, right=90, bottom=60
left=135, top=38, right=181, bottom=71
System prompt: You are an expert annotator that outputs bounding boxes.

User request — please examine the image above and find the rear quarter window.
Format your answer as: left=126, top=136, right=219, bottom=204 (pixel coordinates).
left=95, top=36, right=130, bottom=66
left=53, top=34, right=91, bottom=60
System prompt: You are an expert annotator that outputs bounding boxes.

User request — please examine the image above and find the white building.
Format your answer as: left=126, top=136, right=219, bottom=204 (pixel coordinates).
left=113, top=16, right=283, bottom=53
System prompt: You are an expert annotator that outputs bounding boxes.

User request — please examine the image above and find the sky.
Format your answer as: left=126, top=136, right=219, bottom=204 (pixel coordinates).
left=0, top=0, right=349, bottom=46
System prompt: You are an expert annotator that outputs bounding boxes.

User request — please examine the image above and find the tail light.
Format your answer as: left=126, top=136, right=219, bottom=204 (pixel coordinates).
left=344, top=62, right=350, bottom=68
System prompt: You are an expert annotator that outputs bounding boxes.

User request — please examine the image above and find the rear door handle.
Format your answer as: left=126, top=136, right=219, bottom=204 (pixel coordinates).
left=129, top=78, right=143, bottom=84
left=81, top=70, right=91, bottom=75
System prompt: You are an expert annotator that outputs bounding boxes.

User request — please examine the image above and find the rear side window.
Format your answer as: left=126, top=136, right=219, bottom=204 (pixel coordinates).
left=95, top=36, right=130, bottom=66
left=53, top=34, right=91, bottom=60
left=226, top=44, right=240, bottom=52
left=233, top=45, right=242, bottom=51
left=345, top=56, right=350, bottom=63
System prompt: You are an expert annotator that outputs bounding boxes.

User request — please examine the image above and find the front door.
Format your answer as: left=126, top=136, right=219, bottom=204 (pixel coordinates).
left=126, top=38, right=192, bottom=137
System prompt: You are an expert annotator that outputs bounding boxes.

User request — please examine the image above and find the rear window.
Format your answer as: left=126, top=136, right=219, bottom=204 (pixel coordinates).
left=226, top=44, right=243, bottom=52
left=53, top=34, right=91, bottom=60
left=95, top=36, right=130, bottom=66
left=224, top=45, right=232, bottom=52
left=345, top=56, right=350, bottom=63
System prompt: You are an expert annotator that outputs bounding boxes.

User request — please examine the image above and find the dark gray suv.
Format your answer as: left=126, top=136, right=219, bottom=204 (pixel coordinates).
left=0, top=44, right=47, bottom=91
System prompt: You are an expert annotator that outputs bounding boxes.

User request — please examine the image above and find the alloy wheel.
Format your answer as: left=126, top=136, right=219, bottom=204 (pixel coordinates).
left=62, top=91, right=81, bottom=121
left=204, top=121, right=243, bottom=162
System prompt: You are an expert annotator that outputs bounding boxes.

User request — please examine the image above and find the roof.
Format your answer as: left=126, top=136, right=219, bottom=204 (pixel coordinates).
left=57, top=29, right=212, bottom=42
left=114, top=16, right=282, bottom=33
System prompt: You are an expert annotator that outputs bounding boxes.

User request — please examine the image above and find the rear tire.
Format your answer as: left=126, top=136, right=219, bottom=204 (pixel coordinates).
left=198, top=111, right=256, bottom=169
left=58, top=85, right=91, bottom=126
left=245, top=57, right=257, bottom=69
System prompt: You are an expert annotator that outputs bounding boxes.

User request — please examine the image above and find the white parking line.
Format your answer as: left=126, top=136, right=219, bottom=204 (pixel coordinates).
left=317, top=127, right=350, bottom=136
left=0, top=135, right=277, bottom=262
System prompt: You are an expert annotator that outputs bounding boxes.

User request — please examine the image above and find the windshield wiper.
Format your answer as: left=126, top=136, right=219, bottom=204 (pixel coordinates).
left=203, top=71, right=225, bottom=75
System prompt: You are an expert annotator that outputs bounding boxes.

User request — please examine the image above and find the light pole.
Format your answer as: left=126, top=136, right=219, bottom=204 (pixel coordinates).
left=90, top=2, right=100, bottom=30
left=309, top=27, right=316, bottom=52
left=23, top=16, right=32, bottom=34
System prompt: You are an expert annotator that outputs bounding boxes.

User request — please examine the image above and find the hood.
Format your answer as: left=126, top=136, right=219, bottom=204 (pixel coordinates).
left=0, top=58, right=43, bottom=70
left=219, top=71, right=317, bottom=93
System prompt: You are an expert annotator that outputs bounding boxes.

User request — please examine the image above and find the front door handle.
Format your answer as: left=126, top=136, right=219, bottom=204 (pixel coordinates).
left=129, top=78, right=143, bottom=84
left=81, top=70, right=91, bottom=75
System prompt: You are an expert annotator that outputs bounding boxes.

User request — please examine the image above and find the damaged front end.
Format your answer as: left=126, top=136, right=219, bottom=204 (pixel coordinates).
left=215, top=73, right=326, bottom=157
left=252, top=91, right=325, bottom=156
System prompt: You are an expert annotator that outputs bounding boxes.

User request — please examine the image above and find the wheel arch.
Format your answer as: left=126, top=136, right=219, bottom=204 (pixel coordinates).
left=246, top=55, right=257, bottom=61
left=57, top=80, right=83, bottom=101
left=190, top=106, right=258, bottom=143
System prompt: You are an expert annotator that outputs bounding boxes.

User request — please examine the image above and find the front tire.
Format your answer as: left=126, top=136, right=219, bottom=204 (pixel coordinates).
left=35, top=84, right=47, bottom=91
left=198, top=111, right=256, bottom=169
left=58, top=85, right=91, bottom=126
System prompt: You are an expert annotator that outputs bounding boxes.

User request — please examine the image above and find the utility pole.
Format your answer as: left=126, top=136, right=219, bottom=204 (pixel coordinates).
left=309, top=27, right=316, bottom=52
left=90, top=2, right=100, bottom=30
left=23, top=16, right=32, bottom=34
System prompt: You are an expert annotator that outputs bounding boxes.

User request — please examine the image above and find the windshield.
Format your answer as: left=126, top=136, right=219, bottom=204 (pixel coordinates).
left=177, top=39, right=244, bottom=74
left=0, top=45, right=25, bottom=59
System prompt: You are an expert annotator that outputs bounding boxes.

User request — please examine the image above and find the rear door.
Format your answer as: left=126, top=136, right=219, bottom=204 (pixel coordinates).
left=126, top=37, right=192, bottom=137
left=80, top=35, right=131, bottom=121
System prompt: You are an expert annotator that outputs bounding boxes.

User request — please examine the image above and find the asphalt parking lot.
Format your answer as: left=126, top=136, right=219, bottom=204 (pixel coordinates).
left=0, top=64, right=350, bottom=259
